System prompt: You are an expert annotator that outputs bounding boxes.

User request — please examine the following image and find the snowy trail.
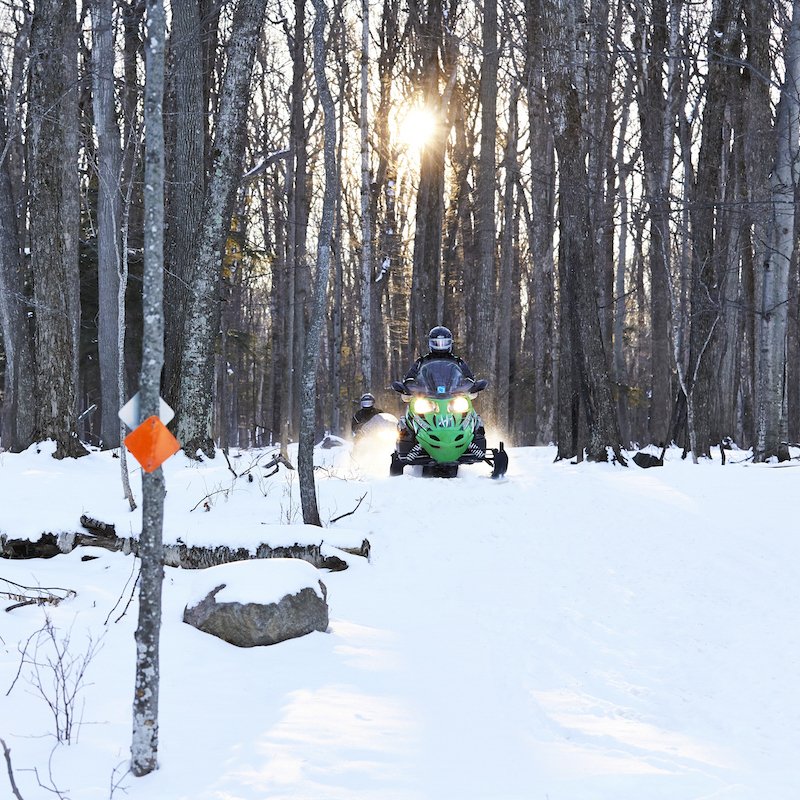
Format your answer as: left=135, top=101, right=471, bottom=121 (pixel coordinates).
left=327, top=449, right=800, bottom=799
left=365, top=467, right=543, bottom=797
left=2, top=443, right=799, bottom=800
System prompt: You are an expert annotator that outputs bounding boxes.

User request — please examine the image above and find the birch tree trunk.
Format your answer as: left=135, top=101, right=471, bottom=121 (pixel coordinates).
left=754, top=0, right=800, bottom=461
left=131, top=0, right=166, bottom=776
left=91, top=0, right=123, bottom=449
left=28, top=0, right=85, bottom=459
left=300, top=0, right=337, bottom=526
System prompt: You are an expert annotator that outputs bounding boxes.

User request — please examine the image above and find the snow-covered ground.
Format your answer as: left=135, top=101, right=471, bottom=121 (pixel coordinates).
left=1, top=438, right=798, bottom=800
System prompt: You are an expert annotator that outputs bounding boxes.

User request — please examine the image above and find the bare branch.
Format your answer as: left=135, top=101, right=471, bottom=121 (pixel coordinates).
left=329, top=492, right=368, bottom=523
left=0, top=737, right=25, bottom=800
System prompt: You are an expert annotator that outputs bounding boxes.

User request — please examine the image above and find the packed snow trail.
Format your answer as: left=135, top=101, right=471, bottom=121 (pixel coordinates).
left=1, top=443, right=798, bottom=799
left=321, top=447, right=800, bottom=800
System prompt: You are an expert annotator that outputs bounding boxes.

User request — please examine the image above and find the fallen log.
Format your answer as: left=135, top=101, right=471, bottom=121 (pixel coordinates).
left=0, top=520, right=370, bottom=572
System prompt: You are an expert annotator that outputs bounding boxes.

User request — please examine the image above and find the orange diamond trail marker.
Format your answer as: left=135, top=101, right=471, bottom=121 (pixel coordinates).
left=124, top=415, right=181, bottom=473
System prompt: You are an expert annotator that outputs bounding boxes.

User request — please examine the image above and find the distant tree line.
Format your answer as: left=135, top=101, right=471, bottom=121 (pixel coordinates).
left=0, top=0, right=799, bottom=464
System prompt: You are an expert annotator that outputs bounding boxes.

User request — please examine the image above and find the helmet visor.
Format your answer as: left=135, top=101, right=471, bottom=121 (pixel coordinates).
left=429, top=334, right=452, bottom=352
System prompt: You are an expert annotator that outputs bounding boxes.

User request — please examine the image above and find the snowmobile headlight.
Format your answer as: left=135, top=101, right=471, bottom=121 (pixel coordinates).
left=448, top=396, right=470, bottom=414
left=412, top=397, right=437, bottom=415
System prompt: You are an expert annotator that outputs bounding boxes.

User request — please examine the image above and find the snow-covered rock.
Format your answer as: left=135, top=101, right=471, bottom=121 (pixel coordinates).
left=182, top=558, right=329, bottom=647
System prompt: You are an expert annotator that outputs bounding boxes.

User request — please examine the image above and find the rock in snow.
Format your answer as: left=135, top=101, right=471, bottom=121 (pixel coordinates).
left=182, top=558, right=329, bottom=647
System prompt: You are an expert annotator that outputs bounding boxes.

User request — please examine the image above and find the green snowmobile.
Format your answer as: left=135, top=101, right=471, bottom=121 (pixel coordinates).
left=390, top=360, right=508, bottom=479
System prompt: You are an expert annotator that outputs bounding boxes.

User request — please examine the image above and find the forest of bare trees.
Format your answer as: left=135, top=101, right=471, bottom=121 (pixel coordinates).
left=1, top=0, right=799, bottom=465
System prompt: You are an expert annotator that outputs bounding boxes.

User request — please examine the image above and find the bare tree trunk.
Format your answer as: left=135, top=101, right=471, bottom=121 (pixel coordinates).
left=635, top=0, right=679, bottom=446
left=175, top=0, right=270, bottom=457
left=674, top=94, right=697, bottom=458
left=754, top=0, right=800, bottom=461
left=119, top=146, right=138, bottom=511
left=474, top=0, right=498, bottom=388
left=540, top=0, right=625, bottom=463
left=163, top=0, right=206, bottom=408
left=441, top=84, right=471, bottom=351
left=739, top=0, right=771, bottom=447
left=0, top=43, right=30, bottom=440
left=375, top=0, right=404, bottom=385
left=524, top=0, right=556, bottom=445
left=0, top=83, right=34, bottom=452
left=300, top=0, right=337, bottom=526
left=586, top=0, right=614, bottom=351
left=331, top=21, right=347, bottom=433
left=91, top=0, right=123, bottom=449
left=496, top=83, right=519, bottom=433
left=131, top=0, right=166, bottom=777
left=28, top=0, right=85, bottom=459
left=688, top=0, right=742, bottom=459
left=359, top=0, right=372, bottom=391
left=408, top=0, right=454, bottom=353
left=121, top=0, right=145, bottom=257
left=614, top=72, right=634, bottom=447
left=279, top=0, right=309, bottom=450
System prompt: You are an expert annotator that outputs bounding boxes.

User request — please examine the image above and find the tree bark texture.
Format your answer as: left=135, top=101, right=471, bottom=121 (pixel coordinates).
left=300, top=0, right=337, bottom=526
left=288, top=0, right=311, bottom=441
left=754, top=0, right=800, bottom=461
left=635, top=0, right=677, bottom=446
left=131, top=0, right=166, bottom=778
left=523, top=0, right=556, bottom=445
left=540, top=0, right=625, bottom=463
left=359, top=0, right=372, bottom=391
left=409, top=0, right=450, bottom=355
left=163, top=0, right=206, bottom=409
left=28, top=0, right=85, bottom=459
left=91, top=0, right=123, bottom=449
left=688, top=0, right=742, bottom=458
left=0, top=94, right=34, bottom=452
left=473, top=0, right=498, bottom=390
left=496, top=83, right=519, bottom=433
left=175, top=0, right=270, bottom=457
left=1, top=521, right=369, bottom=570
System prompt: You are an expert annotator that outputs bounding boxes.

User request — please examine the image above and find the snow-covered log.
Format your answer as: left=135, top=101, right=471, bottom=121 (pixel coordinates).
left=0, top=522, right=369, bottom=571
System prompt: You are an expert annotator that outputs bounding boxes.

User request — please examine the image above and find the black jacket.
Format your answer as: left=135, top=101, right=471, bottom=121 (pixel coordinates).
left=352, top=405, right=382, bottom=434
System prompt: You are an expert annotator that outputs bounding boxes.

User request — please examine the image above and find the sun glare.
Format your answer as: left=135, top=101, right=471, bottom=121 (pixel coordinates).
left=397, top=106, right=438, bottom=151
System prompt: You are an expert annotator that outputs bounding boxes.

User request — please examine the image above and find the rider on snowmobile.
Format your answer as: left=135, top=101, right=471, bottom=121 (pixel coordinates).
left=398, top=326, right=486, bottom=455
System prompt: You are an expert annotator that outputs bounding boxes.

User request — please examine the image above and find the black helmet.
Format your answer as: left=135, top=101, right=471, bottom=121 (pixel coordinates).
left=428, top=326, right=453, bottom=354
left=359, top=393, right=375, bottom=408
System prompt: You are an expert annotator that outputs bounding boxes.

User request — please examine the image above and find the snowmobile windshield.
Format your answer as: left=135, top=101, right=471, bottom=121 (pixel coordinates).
left=408, top=360, right=473, bottom=398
